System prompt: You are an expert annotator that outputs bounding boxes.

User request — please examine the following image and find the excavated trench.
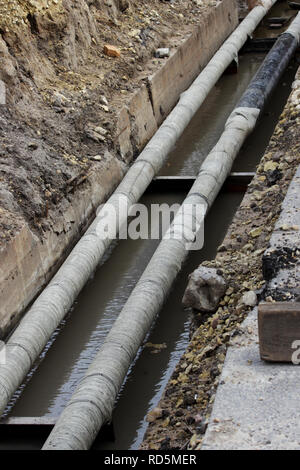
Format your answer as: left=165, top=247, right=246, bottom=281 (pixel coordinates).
left=0, top=43, right=297, bottom=449
left=0, top=0, right=300, bottom=449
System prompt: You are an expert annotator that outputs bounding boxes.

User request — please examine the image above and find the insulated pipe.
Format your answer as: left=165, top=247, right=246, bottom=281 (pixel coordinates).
left=43, top=14, right=300, bottom=451
left=0, top=0, right=277, bottom=416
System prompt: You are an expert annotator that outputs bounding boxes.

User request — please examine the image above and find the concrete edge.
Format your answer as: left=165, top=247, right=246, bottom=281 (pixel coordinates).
left=202, top=165, right=300, bottom=450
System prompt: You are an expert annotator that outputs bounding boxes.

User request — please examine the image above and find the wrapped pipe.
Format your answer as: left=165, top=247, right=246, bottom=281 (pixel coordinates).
left=43, top=12, right=300, bottom=451
left=0, top=0, right=277, bottom=416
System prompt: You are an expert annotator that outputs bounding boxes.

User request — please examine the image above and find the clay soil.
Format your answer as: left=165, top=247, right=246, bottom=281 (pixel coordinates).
left=0, top=0, right=219, bottom=245
left=141, top=69, right=300, bottom=450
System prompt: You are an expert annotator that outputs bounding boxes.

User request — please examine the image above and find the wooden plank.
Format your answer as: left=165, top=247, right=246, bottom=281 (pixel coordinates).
left=258, top=302, right=300, bottom=362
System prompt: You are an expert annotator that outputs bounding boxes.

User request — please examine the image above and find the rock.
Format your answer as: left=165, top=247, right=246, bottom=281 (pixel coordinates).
left=53, top=91, right=71, bottom=107
left=266, top=168, right=282, bottom=186
left=182, top=267, right=228, bottom=312
left=85, top=125, right=106, bottom=142
left=128, top=29, right=140, bottom=38
left=272, top=151, right=284, bottom=162
left=103, top=44, right=121, bottom=58
left=28, top=142, right=39, bottom=150
left=241, top=290, right=257, bottom=307
left=100, top=104, right=109, bottom=113
left=249, top=227, right=262, bottom=238
left=280, top=224, right=299, bottom=231
left=264, top=161, right=278, bottom=172
left=118, top=0, right=130, bottom=12
left=155, top=48, right=170, bottom=58
left=89, top=155, right=102, bottom=161
left=99, top=95, right=109, bottom=106
left=196, top=419, right=208, bottom=435
left=146, top=407, right=163, bottom=422
left=94, top=126, right=107, bottom=136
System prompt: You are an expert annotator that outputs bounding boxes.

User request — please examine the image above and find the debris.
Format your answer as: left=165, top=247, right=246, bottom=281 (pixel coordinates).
left=147, top=407, right=163, bottom=422
left=99, top=96, right=109, bottom=106
left=264, top=161, right=278, bottom=172
left=155, top=48, right=170, bottom=58
left=94, top=126, right=107, bottom=136
left=280, top=224, right=299, bottom=231
left=85, top=125, right=106, bottom=142
left=240, top=290, right=257, bottom=307
left=103, top=44, right=121, bottom=58
left=249, top=227, right=262, bottom=238
left=89, top=155, right=102, bottom=161
left=183, top=267, right=227, bottom=312
left=28, top=142, right=39, bottom=150
left=100, top=104, right=109, bottom=113
left=145, top=342, right=167, bottom=354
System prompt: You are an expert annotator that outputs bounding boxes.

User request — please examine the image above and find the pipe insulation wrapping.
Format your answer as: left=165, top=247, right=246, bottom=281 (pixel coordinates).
left=43, top=12, right=300, bottom=450
left=0, top=0, right=278, bottom=416
left=42, top=107, right=259, bottom=451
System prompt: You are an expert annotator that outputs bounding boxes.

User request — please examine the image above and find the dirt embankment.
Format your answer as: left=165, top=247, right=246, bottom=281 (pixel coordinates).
left=0, top=0, right=217, bottom=245
left=141, top=69, right=300, bottom=451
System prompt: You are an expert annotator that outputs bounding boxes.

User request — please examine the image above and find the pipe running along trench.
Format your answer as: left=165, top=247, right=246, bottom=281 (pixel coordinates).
left=0, top=0, right=278, bottom=416
left=42, top=14, right=300, bottom=450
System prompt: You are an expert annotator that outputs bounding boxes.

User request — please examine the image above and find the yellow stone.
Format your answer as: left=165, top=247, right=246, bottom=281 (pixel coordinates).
left=264, top=161, right=278, bottom=172
left=249, top=227, right=262, bottom=238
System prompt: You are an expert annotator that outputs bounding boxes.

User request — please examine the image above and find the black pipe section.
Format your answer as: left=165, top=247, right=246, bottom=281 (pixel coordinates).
left=238, top=31, right=298, bottom=109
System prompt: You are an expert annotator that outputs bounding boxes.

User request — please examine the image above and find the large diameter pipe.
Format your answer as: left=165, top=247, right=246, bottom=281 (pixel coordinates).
left=43, top=14, right=300, bottom=450
left=0, top=0, right=277, bottom=416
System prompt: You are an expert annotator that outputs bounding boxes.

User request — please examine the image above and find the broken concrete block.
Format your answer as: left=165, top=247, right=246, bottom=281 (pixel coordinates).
left=182, top=267, right=227, bottom=312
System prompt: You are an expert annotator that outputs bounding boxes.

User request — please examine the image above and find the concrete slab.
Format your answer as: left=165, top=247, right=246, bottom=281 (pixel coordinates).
left=202, top=308, right=300, bottom=450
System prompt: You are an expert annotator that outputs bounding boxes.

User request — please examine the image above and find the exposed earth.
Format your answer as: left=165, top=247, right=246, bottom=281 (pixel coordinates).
left=1, top=0, right=300, bottom=452
left=0, top=0, right=219, bottom=245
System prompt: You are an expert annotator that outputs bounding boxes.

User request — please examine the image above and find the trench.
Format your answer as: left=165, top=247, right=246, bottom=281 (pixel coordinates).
left=0, top=9, right=299, bottom=450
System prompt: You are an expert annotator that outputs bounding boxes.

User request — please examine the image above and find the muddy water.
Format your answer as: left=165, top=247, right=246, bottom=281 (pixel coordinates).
left=2, top=50, right=298, bottom=449
left=8, top=194, right=182, bottom=420
left=232, top=61, right=298, bottom=172
left=93, top=192, right=244, bottom=451
left=3, top=191, right=243, bottom=451
left=159, top=55, right=297, bottom=176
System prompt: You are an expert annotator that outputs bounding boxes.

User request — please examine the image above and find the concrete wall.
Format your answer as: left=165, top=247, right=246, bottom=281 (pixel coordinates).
left=0, top=158, right=124, bottom=338
left=0, top=0, right=239, bottom=338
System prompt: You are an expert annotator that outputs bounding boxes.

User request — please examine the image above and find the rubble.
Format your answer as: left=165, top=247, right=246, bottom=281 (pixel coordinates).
left=103, top=44, right=121, bottom=58
left=141, top=67, right=300, bottom=450
left=182, top=267, right=228, bottom=312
